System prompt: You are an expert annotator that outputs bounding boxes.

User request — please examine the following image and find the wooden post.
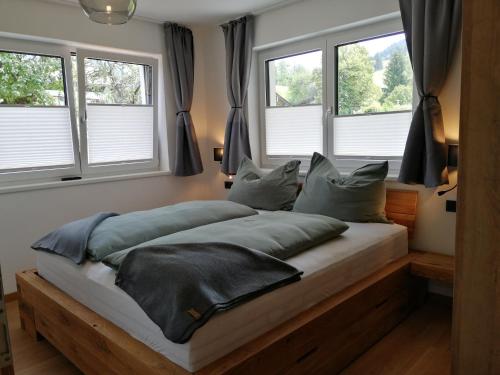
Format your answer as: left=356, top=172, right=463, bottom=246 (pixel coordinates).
left=0, top=266, right=14, bottom=374
left=452, top=0, right=500, bottom=373
left=15, top=276, right=42, bottom=342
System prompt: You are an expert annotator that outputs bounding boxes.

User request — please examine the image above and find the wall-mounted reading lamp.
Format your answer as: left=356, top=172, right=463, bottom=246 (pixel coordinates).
left=213, top=147, right=224, bottom=163
left=438, top=144, right=459, bottom=196
left=213, top=147, right=235, bottom=189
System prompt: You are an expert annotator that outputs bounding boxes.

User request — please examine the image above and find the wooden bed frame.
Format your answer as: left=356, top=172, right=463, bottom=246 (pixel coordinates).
left=16, top=189, right=421, bottom=375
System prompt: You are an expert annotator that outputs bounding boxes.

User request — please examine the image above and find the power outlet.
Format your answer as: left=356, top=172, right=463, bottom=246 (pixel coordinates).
left=446, top=200, right=457, bottom=213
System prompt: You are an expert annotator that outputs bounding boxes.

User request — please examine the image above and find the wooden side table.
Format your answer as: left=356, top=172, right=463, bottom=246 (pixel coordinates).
left=409, top=250, right=455, bottom=285
left=0, top=267, right=14, bottom=375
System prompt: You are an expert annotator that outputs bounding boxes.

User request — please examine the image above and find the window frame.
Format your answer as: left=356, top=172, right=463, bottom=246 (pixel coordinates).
left=258, top=16, right=413, bottom=177
left=258, top=37, right=327, bottom=170
left=326, top=18, right=412, bottom=175
left=76, top=49, right=159, bottom=175
left=0, top=37, right=81, bottom=183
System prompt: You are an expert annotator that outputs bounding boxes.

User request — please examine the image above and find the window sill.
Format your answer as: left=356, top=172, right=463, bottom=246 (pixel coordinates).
left=0, top=170, right=172, bottom=195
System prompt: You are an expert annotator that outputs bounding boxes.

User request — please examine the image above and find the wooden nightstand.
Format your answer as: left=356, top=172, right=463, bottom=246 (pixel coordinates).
left=0, top=266, right=14, bottom=375
left=409, top=250, right=455, bottom=285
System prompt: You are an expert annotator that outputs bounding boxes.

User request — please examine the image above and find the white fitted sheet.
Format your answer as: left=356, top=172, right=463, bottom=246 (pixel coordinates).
left=37, top=222, right=407, bottom=372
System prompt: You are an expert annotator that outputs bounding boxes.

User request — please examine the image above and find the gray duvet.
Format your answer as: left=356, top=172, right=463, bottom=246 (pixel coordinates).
left=103, top=211, right=349, bottom=269
left=88, top=200, right=258, bottom=261
left=31, top=200, right=258, bottom=264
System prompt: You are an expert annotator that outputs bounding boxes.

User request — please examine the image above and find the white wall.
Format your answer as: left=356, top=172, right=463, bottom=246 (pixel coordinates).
left=197, top=0, right=461, bottom=255
left=253, top=0, right=400, bottom=47
left=0, top=0, right=215, bottom=293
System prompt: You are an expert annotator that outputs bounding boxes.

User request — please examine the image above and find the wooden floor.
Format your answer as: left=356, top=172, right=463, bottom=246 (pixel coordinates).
left=341, top=295, right=452, bottom=375
left=5, top=295, right=451, bottom=375
left=6, top=302, right=81, bottom=375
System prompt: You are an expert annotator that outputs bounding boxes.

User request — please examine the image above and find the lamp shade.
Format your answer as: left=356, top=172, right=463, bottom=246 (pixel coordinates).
left=448, top=144, right=459, bottom=168
left=213, top=147, right=224, bottom=162
left=79, top=0, right=137, bottom=25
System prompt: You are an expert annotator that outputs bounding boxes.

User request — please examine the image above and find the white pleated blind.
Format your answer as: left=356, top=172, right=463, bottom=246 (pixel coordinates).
left=265, top=105, right=323, bottom=156
left=334, top=111, right=412, bottom=157
left=86, top=105, right=154, bottom=165
left=0, top=107, right=75, bottom=171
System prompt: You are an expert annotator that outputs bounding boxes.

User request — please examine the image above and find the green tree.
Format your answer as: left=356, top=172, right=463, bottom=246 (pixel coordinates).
left=274, top=61, right=322, bottom=106
left=373, top=53, right=383, bottom=71
left=382, top=50, right=412, bottom=101
left=275, top=60, right=292, bottom=87
left=0, top=52, right=64, bottom=105
left=382, top=84, right=413, bottom=111
left=84, top=59, right=145, bottom=104
left=311, top=67, right=322, bottom=103
left=337, top=44, right=379, bottom=115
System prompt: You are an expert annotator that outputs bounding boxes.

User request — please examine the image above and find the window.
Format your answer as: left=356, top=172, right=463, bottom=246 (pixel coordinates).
left=0, top=37, right=159, bottom=185
left=259, top=18, right=413, bottom=175
left=265, top=50, right=323, bottom=157
left=77, top=51, right=158, bottom=173
left=334, top=32, right=412, bottom=159
left=0, top=45, right=80, bottom=182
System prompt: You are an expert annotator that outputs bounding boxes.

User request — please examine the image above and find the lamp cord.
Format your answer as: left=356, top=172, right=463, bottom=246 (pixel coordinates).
left=437, top=184, right=457, bottom=196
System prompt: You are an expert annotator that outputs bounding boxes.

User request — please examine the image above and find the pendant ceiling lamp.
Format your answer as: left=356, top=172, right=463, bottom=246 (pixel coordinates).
left=79, top=0, right=137, bottom=25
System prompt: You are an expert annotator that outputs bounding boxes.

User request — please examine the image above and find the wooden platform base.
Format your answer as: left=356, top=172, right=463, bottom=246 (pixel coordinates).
left=16, top=255, right=426, bottom=375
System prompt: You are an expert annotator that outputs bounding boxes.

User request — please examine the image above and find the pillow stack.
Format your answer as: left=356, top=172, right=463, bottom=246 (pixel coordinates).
left=227, top=153, right=390, bottom=223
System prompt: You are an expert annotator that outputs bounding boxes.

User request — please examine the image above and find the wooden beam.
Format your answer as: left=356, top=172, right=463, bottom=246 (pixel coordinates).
left=385, top=190, right=418, bottom=239
left=16, top=270, right=189, bottom=375
left=16, top=255, right=425, bottom=375
left=198, top=256, right=425, bottom=374
left=452, top=0, right=500, bottom=373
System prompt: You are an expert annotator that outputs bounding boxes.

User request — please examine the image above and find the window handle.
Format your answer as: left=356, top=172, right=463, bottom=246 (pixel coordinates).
left=324, top=106, right=334, bottom=123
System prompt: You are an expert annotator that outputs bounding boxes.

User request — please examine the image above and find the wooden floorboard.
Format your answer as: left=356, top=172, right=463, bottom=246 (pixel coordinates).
left=6, top=302, right=81, bottom=375
left=340, top=295, right=452, bottom=375
left=6, top=296, right=451, bottom=375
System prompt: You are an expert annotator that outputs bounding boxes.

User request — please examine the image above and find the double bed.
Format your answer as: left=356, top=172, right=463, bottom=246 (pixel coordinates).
left=16, top=189, right=421, bottom=374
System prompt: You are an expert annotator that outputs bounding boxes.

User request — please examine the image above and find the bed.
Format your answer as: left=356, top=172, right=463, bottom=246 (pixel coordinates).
left=16, top=189, right=422, bottom=374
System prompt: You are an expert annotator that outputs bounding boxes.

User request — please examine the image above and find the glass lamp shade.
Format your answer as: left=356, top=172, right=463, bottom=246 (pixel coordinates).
left=79, top=0, right=137, bottom=25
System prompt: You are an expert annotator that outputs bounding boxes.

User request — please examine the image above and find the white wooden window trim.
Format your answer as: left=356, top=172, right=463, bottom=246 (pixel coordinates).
left=0, top=37, right=81, bottom=183
left=258, top=37, right=327, bottom=171
left=258, top=16, right=413, bottom=177
left=326, top=17, right=411, bottom=177
left=76, top=49, right=159, bottom=175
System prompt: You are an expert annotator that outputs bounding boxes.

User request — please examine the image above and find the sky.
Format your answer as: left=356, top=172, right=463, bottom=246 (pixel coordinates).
left=270, top=32, right=406, bottom=72
left=358, top=32, right=406, bottom=56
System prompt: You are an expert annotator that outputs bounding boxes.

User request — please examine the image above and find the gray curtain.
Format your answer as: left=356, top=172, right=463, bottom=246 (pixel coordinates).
left=220, top=16, right=254, bottom=175
left=165, top=23, right=203, bottom=176
left=398, top=0, right=461, bottom=187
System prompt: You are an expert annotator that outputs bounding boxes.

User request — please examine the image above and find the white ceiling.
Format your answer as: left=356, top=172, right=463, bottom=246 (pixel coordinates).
left=51, top=0, right=298, bottom=24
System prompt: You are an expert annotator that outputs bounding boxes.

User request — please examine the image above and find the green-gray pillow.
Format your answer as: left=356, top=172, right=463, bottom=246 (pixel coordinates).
left=227, top=157, right=301, bottom=211
left=293, top=153, right=390, bottom=223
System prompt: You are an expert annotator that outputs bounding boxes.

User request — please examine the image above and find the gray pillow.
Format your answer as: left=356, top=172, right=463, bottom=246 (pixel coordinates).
left=228, top=157, right=301, bottom=211
left=293, top=153, right=390, bottom=223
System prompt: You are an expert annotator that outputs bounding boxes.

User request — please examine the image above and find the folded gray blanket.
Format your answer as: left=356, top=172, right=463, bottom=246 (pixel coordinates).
left=115, top=243, right=303, bottom=344
left=31, top=212, right=118, bottom=264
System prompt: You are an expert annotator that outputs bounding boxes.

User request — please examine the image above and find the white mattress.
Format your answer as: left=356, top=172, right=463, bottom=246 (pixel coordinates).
left=37, top=222, right=407, bottom=372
